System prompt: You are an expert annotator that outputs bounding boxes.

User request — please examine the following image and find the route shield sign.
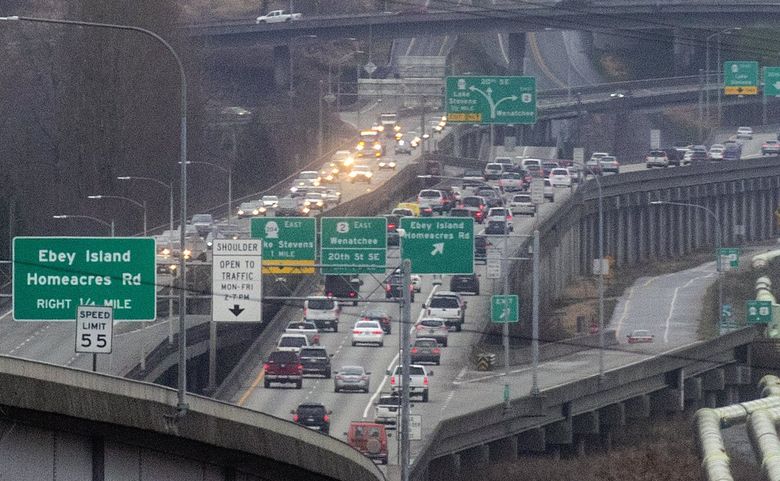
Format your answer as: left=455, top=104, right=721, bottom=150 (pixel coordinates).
left=718, top=247, right=740, bottom=270
left=400, top=217, right=474, bottom=274
left=724, top=61, right=759, bottom=95
left=321, top=217, right=387, bottom=274
left=212, top=239, right=262, bottom=323
left=491, top=295, right=519, bottom=323
left=446, top=76, right=537, bottom=125
left=13, top=237, right=156, bottom=321
left=747, top=300, right=772, bottom=324
left=764, top=67, right=780, bottom=97
left=251, top=217, right=315, bottom=274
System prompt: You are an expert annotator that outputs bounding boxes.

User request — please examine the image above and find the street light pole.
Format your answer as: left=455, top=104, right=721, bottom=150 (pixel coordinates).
left=318, top=80, right=324, bottom=159
left=651, top=201, right=723, bottom=328
left=87, top=194, right=147, bottom=236
left=116, top=176, right=174, bottom=238
left=716, top=28, right=740, bottom=125
left=2, top=15, right=191, bottom=416
left=52, top=214, right=114, bottom=236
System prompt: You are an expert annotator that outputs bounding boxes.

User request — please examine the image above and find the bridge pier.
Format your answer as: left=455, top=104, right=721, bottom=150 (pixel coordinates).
left=684, top=376, right=703, bottom=409
left=545, top=418, right=573, bottom=446
left=488, top=436, right=518, bottom=462
left=459, top=444, right=490, bottom=474
left=508, top=33, right=526, bottom=75
left=430, top=454, right=461, bottom=481
left=673, top=28, right=695, bottom=75
left=273, top=45, right=291, bottom=89
left=625, top=394, right=651, bottom=419
left=517, top=427, right=546, bottom=453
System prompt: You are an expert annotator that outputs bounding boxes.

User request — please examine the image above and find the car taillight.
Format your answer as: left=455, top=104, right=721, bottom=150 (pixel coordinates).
left=390, top=377, right=396, bottom=385
left=349, top=291, right=357, bottom=298
left=293, top=414, right=299, bottom=422
left=335, top=374, right=342, bottom=380
left=326, top=291, right=333, bottom=297
left=323, top=415, right=330, bottom=423
left=297, top=363, right=303, bottom=373
left=372, top=330, right=383, bottom=335
left=263, top=363, right=269, bottom=371
left=423, top=377, right=429, bottom=385
left=415, top=325, right=424, bottom=331
left=388, top=223, right=396, bottom=230
left=432, top=348, right=441, bottom=354
left=353, top=330, right=361, bottom=334
left=313, top=334, right=320, bottom=344
left=303, top=308, right=307, bottom=317
left=385, top=285, right=391, bottom=292
left=411, top=347, right=418, bottom=353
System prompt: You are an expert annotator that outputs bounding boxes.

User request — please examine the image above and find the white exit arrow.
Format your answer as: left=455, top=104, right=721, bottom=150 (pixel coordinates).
left=774, top=81, right=780, bottom=90
left=431, top=243, right=444, bottom=256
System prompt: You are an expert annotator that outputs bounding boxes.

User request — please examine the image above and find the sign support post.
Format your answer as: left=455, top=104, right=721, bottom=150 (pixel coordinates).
left=76, top=305, right=114, bottom=373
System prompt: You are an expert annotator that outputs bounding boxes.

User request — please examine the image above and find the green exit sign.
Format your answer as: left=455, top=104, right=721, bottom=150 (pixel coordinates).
left=320, top=217, right=387, bottom=274
left=747, top=300, right=772, bottom=324
left=491, top=295, right=519, bottom=323
left=446, top=76, right=537, bottom=125
left=13, top=237, right=156, bottom=321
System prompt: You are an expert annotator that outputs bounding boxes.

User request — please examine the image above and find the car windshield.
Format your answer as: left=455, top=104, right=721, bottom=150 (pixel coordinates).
left=341, top=367, right=364, bottom=375
left=462, top=197, right=482, bottom=207
left=420, top=319, right=444, bottom=328
left=394, top=366, right=425, bottom=376
left=379, top=395, right=402, bottom=406
left=419, top=190, right=441, bottom=198
left=451, top=209, right=470, bottom=216
left=551, top=169, right=568, bottom=175
left=415, top=339, right=437, bottom=348
left=287, top=322, right=314, bottom=330
left=430, top=297, right=459, bottom=308
left=299, top=348, right=327, bottom=358
left=269, top=351, right=298, bottom=362
left=513, top=195, right=531, bottom=202
left=300, top=171, right=319, bottom=179
left=297, top=405, right=326, bottom=416
left=279, top=336, right=306, bottom=347
left=355, top=321, right=379, bottom=329
left=650, top=150, right=665, bottom=156
left=307, top=298, right=335, bottom=310
left=501, top=172, right=520, bottom=179
left=464, top=170, right=482, bottom=177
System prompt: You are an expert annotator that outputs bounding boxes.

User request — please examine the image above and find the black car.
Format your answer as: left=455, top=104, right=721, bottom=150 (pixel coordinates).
left=385, top=214, right=401, bottom=246
left=689, top=146, right=709, bottom=163
left=299, top=346, right=332, bottom=378
left=410, top=338, right=441, bottom=365
left=291, top=403, right=331, bottom=434
left=384, top=272, right=415, bottom=302
left=324, top=275, right=362, bottom=305
left=485, top=220, right=510, bottom=235
left=450, top=273, right=480, bottom=295
left=475, top=188, right=502, bottom=208
left=474, top=235, right=488, bottom=264
left=361, top=308, right=393, bottom=334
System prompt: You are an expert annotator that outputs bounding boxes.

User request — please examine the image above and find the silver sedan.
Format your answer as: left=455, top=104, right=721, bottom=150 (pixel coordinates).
left=334, top=365, right=371, bottom=393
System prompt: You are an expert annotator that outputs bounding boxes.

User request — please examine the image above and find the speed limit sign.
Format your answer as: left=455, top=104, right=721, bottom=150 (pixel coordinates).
left=76, top=306, right=113, bottom=354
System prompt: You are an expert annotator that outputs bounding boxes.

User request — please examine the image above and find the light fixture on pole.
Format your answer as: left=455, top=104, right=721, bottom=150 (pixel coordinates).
left=650, top=200, right=723, bottom=329
left=575, top=162, right=605, bottom=383
left=117, top=176, right=174, bottom=240
left=53, top=214, right=114, bottom=237
left=180, top=161, right=232, bottom=224
left=87, top=194, right=147, bottom=236
left=2, top=14, right=191, bottom=416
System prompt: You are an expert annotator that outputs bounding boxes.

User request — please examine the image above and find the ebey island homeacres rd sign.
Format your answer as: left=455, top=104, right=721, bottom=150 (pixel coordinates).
left=13, top=237, right=156, bottom=321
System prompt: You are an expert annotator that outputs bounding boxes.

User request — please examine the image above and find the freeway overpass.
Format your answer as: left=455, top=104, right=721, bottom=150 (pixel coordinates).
left=184, top=3, right=780, bottom=46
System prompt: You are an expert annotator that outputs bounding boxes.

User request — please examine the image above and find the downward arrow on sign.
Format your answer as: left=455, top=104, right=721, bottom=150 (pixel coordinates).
left=229, top=304, right=245, bottom=316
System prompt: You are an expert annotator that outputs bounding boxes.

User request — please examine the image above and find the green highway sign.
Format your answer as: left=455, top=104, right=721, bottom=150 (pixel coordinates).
left=747, top=300, right=773, bottom=324
left=400, top=217, right=474, bottom=274
left=446, top=76, right=537, bottom=125
left=724, top=61, right=759, bottom=95
left=491, top=295, right=519, bottom=323
left=13, top=237, right=156, bottom=322
left=320, top=217, right=387, bottom=274
left=251, top=217, right=315, bottom=274
left=718, top=247, right=740, bottom=270
left=764, top=67, right=780, bottom=97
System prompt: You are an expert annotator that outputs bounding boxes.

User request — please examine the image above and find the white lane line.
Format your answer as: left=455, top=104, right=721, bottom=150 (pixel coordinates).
left=614, top=284, right=636, bottom=339
left=0, top=310, right=13, bottom=321
left=663, top=272, right=715, bottom=344
left=455, top=366, right=468, bottom=382
left=362, top=286, right=438, bottom=418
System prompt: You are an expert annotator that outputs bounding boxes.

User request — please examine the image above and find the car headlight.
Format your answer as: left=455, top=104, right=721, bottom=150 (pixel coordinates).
left=290, top=186, right=298, bottom=192
left=379, top=162, right=386, bottom=167
left=349, top=172, right=357, bottom=177
left=394, top=125, right=401, bottom=132
left=259, top=206, right=266, bottom=213
left=304, top=200, right=311, bottom=206
left=237, top=209, right=245, bottom=216
left=389, top=162, right=396, bottom=167
left=161, top=248, right=171, bottom=257
left=398, top=140, right=405, bottom=146
left=302, top=207, right=310, bottom=214
left=183, top=249, right=192, bottom=259
left=356, top=144, right=364, bottom=151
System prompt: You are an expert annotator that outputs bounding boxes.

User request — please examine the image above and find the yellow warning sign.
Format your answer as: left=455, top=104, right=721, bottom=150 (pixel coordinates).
left=262, top=259, right=315, bottom=275
left=724, top=86, right=758, bottom=95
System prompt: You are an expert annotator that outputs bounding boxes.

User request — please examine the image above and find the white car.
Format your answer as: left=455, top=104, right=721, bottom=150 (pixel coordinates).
left=411, top=274, right=422, bottom=293
left=332, top=150, right=354, bottom=167
left=261, top=195, right=279, bottom=209
left=498, top=172, right=524, bottom=192
left=236, top=200, right=264, bottom=218
left=377, top=158, right=397, bottom=170
left=284, top=321, right=320, bottom=345
left=303, top=192, right=325, bottom=211
left=277, top=333, right=310, bottom=353
left=349, top=165, right=373, bottom=183
left=486, top=207, right=513, bottom=225
left=736, top=126, right=753, bottom=139
left=626, top=329, right=654, bottom=344
left=509, top=194, right=536, bottom=216
left=708, top=146, right=724, bottom=161
left=548, top=168, right=572, bottom=187
left=351, top=320, right=384, bottom=347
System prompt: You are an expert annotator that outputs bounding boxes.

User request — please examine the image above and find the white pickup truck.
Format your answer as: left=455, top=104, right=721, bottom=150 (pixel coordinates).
left=388, top=365, right=432, bottom=402
left=256, top=10, right=302, bottom=23
left=424, top=291, right=467, bottom=332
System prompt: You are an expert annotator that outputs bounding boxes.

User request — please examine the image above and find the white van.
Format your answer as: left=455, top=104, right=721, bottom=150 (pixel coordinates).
left=483, top=163, right=504, bottom=180
left=304, top=296, right=340, bottom=332
left=521, top=158, right=542, bottom=176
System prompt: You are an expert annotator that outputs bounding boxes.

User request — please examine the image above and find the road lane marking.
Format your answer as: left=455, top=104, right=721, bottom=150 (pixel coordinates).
left=0, top=310, right=12, bottom=321
left=663, top=271, right=715, bottom=344
left=527, top=32, right=566, bottom=88
left=238, top=368, right=265, bottom=406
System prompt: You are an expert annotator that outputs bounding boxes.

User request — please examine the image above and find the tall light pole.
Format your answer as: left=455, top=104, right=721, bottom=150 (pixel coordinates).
left=181, top=161, right=232, bottom=224
left=2, top=15, right=191, bottom=415
left=651, top=201, right=723, bottom=329
left=117, top=176, right=174, bottom=239
left=331, top=49, right=364, bottom=111
left=53, top=214, right=114, bottom=237
left=716, top=28, right=741, bottom=125
left=88, top=194, right=146, bottom=236
left=576, top=162, right=605, bottom=383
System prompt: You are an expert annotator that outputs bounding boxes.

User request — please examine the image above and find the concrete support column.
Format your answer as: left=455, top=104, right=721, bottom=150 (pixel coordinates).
left=659, top=204, right=668, bottom=257
left=488, top=436, right=518, bottom=462
left=616, top=208, right=626, bottom=266
left=672, top=28, right=694, bottom=74
left=460, top=444, right=490, bottom=470
left=518, top=427, right=546, bottom=452
left=575, top=435, right=587, bottom=457
left=600, top=429, right=613, bottom=451
left=430, top=454, right=461, bottom=481
left=638, top=205, right=646, bottom=262
left=626, top=206, right=636, bottom=264
left=625, top=395, right=651, bottom=419
left=677, top=203, right=685, bottom=256
left=648, top=204, right=657, bottom=259
left=546, top=418, right=573, bottom=445
left=684, top=377, right=703, bottom=408
left=508, top=33, right=527, bottom=75
left=273, top=45, right=291, bottom=89
left=704, top=196, right=712, bottom=246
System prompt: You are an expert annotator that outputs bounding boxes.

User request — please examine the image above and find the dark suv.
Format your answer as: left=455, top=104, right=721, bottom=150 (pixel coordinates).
left=291, top=403, right=331, bottom=434
left=474, top=235, right=488, bottom=264
left=385, top=272, right=415, bottom=302
left=450, top=273, right=480, bottom=295
left=385, top=214, right=401, bottom=246
left=299, top=346, right=332, bottom=378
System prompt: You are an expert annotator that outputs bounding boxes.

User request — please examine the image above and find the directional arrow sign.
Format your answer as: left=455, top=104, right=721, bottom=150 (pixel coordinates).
left=724, top=61, right=758, bottom=96
left=765, top=67, right=780, bottom=97
left=211, top=239, right=262, bottom=323
left=446, top=76, right=536, bottom=125
left=491, top=295, right=519, bottom=323
left=400, top=217, right=474, bottom=274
